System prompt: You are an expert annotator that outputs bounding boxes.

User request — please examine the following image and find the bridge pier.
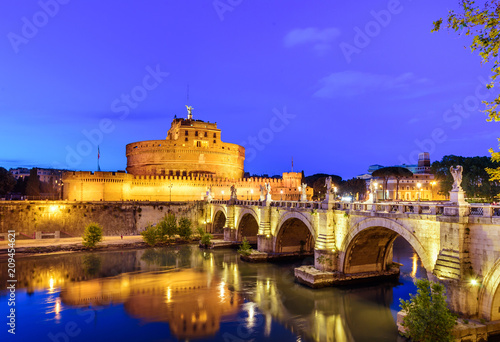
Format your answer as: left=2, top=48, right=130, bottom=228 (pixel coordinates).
left=257, top=234, right=273, bottom=252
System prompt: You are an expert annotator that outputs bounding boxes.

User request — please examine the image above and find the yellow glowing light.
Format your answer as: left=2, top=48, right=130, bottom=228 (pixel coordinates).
left=49, top=205, right=58, bottom=213
left=219, top=281, right=226, bottom=299
left=49, top=277, right=54, bottom=290
left=166, top=286, right=172, bottom=303
left=471, top=279, right=478, bottom=286
left=411, top=253, right=418, bottom=278
left=266, top=234, right=270, bottom=238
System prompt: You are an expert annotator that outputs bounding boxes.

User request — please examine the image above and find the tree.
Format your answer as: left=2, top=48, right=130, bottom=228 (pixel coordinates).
left=372, top=167, right=413, bottom=200
left=157, top=214, right=177, bottom=241
left=0, top=167, right=15, bottom=196
left=340, top=177, right=369, bottom=201
left=431, top=155, right=500, bottom=200
left=238, top=237, right=252, bottom=256
left=82, top=222, right=103, bottom=248
left=399, top=279, right=457, bottom=342
left=177, top=217, right=192, bottom=240
left=433, top=1, right=500, bottom=193
left=25, top=168, right=40, bottom=197
left=141, top=224, right=159, bottom=246
left=304, top=173, right=342, bottom=200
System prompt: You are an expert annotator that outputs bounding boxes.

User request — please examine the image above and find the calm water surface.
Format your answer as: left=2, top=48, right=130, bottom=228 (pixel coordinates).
left=0, top=238, right=425, bottom=342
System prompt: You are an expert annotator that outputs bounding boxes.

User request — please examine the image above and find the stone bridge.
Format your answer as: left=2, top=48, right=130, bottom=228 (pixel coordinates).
left=206, top=198, right=500, bottom=321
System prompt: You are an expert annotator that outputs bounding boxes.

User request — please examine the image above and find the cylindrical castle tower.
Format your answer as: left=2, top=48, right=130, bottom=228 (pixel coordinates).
left=126, top=109, right=245, bottom=179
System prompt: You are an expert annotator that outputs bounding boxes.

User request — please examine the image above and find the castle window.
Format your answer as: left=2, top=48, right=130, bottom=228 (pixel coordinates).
left=213, top=133, right=216, bottom=138
left=196, top=141, right=201, bottom=147
left=185, top=131, right=188, bottom=136
left=195, top=131, right=199, bottom=136
left=204, top=132, right=207, bottom=137
left=185, top=137, right=188, bottom=142
left=213, top=140, right=216, bottom=144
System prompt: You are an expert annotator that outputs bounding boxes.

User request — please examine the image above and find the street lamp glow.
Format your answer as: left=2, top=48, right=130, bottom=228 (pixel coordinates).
left=471, top=279, right=478, bottom=286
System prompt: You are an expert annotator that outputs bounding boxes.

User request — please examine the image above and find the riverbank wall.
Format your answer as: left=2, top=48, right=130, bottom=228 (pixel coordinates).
left=0, top=201, right=206, bottom=237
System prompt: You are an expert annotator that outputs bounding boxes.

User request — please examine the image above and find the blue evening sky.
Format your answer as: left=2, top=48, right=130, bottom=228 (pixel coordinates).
left=0, top=0, right=497, bottom=179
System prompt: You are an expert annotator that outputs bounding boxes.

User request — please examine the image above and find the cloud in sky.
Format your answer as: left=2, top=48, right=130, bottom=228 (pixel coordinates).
left=313, top=71, right=430, bottom=98
left=283, top=27, right=341, bottom=50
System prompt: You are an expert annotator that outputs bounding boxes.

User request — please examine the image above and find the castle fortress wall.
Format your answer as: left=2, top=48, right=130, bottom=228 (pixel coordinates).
left=126, top=140, right=244, bottom=179
left=63, top=171, right=305, bottom=202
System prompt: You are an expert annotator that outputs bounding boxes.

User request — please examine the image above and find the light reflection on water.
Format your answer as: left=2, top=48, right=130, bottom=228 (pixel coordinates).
left=0, top=238, right=424, bottom=342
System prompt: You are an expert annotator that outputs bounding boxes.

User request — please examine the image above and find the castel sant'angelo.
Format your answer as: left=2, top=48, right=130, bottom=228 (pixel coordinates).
left=63, top=106, right=308, bottom=201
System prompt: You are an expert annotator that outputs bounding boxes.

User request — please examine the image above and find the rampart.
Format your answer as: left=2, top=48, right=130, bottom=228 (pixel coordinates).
left=0, top=201, right=205, bottom=237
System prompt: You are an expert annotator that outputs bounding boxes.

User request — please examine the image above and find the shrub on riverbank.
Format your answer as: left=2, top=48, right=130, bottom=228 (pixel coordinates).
left=399, top=279, right=456, bottom=342
left=82, top=222, right=103, bottom=248
left=157, top=214, right=177, bottom=242
left=178, top=217, right=192, bottom=240
left=141, top=224, right=159, bottom=246
left=197, top=227, right=213, bottom=247
left=238, top=238, right=252, bottom=256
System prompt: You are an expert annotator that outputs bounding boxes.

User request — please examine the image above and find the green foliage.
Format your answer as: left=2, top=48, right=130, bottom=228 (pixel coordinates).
left=157, top=214, right=177, bottom=242
left=177, top=217, right=192, bottom=240
left=399, top=279, right=457, bottom=342
left=141, top=224, right=159, bottom=246
left=200, top=232, right=213, bottom=247
left=433, top=1, right=500, bottom=193
left=238, top=237, right=252, bottom=256
left=431, top=155, right=500, bottom=200
left=82, top=222, right=103, bottom=248
left=339, top=177, right=368, bottom=201
left=316, top=254, right=333, bottom=267
left=0, top=167, right=15, bottom=196
left=197, top=226, right=213, bottom=247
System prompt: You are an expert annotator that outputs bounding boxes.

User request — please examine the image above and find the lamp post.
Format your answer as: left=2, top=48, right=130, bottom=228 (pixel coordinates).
left=417, top=182, right=422, bottom=201
left=334, top=186, right=338, bottom=200
left=250, top=189, right=254, bottom=200
left=280, top=189, right=283, bottom=201
left=247, top=190, right=249, bottom=200
left=298, top=186, right=302, bottom=201
left=221, top=190, right=224, bottom=201
left=430, top=181, right=436, bottom=201
left=168, top=183, right=173, bottom=202
left=374, top=182, right=378, bottom=203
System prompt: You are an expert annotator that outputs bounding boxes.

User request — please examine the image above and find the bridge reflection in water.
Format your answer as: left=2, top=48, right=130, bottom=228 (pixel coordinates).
left=0, top=244, right=419, bottom=341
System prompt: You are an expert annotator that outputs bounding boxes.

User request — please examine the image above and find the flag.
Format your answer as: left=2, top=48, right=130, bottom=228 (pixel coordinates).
left=292, top=157, right=294, bottom=170
left=98, top=146, right=100, bottom=159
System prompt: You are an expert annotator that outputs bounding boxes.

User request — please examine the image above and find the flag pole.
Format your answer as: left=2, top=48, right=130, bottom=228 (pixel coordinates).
left=97, top=146, right=101, bottom=172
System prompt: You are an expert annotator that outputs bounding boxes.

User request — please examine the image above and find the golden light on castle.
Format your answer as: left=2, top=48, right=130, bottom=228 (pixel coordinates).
left=62, top=107, right=310, bottom=202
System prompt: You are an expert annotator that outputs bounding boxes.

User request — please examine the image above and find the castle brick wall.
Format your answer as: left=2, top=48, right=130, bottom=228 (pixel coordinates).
left=0, top=201, right=204, bottom=237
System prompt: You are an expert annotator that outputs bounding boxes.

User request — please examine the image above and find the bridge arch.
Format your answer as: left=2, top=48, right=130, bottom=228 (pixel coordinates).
left=235, top=208, right=259, bottom=243
left=339, top=217, right=433, bottom=274
left=274, top=212, right=315, bottom=254
left=211, top=206, right=227, bottom=234
left=478, top=258, right=500, bottom=320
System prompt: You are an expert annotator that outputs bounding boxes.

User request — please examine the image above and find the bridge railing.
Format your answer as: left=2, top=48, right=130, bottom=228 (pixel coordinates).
left=210, top=199, right=500, bottom=218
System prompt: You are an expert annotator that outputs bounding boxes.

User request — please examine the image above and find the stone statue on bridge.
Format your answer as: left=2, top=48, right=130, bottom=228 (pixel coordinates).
left=325, top=176, right=332, bottom=192
left=301, top=183, right=307, bottom=201
left=206, top=186, right=213, bottom=202
left=230, top=185, right=237, bottom=200
left=259, top=184, right=266, bottom=201
left=265, top=183, right=272, bottom=202
left=450, top=165, right=463, bottom=191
